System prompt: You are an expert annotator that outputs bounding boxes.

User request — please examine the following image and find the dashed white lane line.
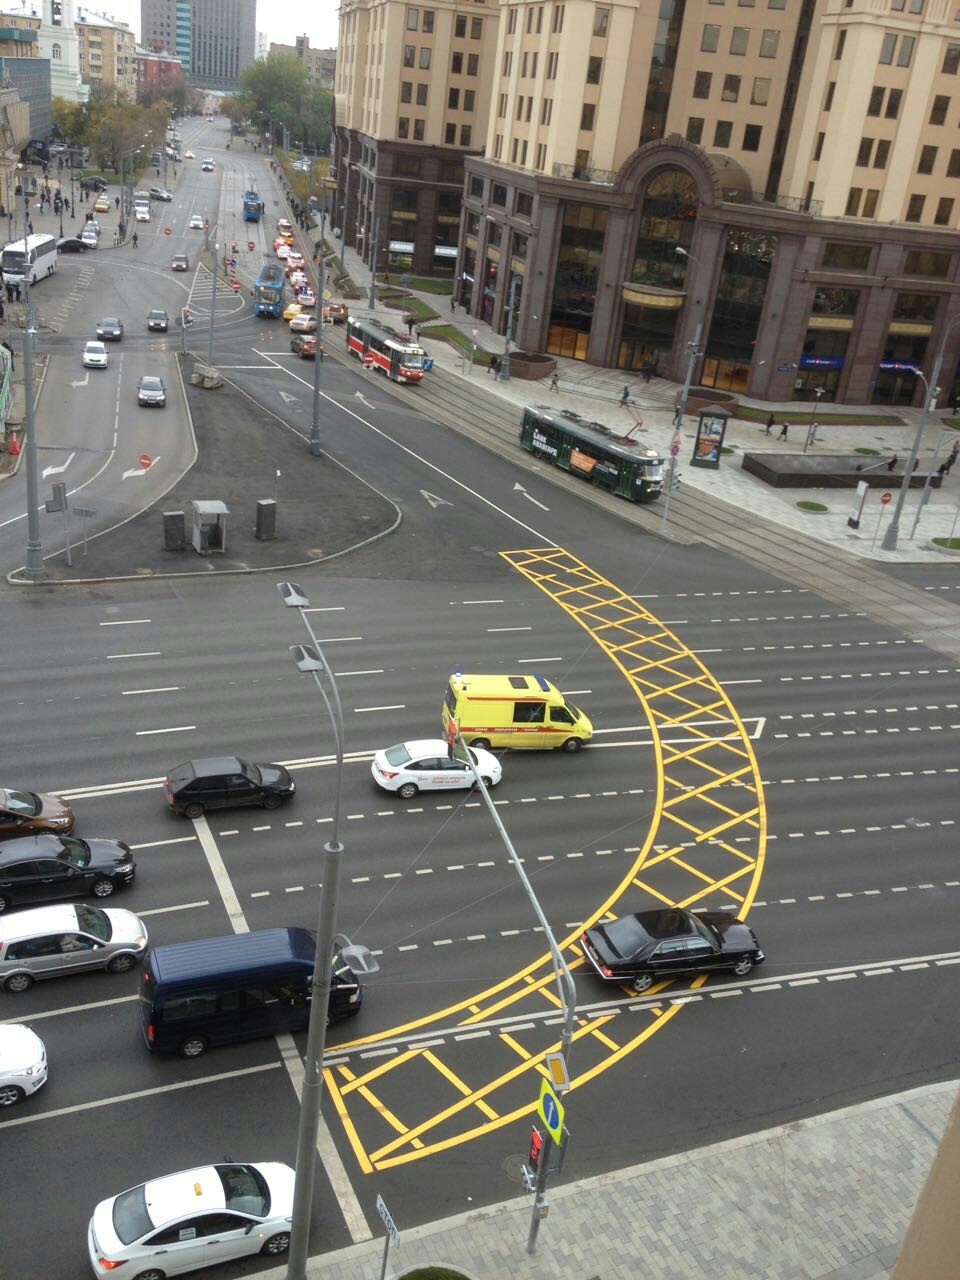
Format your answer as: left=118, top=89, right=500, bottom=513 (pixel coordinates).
left=354, top=704, right=405, bottom=713
left=517, top=655, right=563, bottom=663
left=457, top=598, right=506, bottom=604
left=313, top=635, right=362, bottom=643
left=122, top=686, right=181, bottom=696
left=487, top=626, right=532, bottom=632
left=336, top=669, right=384, bottom=676
left=135, top=725, right=196, bottom=736
left=106, top=651, right=162, bottom=659
left=99, top=618, right=152, bottom=626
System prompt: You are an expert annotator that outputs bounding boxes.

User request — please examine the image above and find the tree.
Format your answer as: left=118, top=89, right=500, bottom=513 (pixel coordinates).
left=52, top=97, right=88, bottom=144
left=240, top=53, right=308, bottom=124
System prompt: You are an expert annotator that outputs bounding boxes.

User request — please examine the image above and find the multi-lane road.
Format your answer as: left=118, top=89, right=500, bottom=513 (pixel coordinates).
left=1, top=118, right=959, bottom=1279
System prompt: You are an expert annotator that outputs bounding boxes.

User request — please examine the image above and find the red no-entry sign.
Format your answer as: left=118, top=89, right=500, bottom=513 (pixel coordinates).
left=363, top=352, right=375, bottom=367
left=231, top=280, right=241, bottom=292
left=247, top=240, right=255, bottom=250
left=139, top=453, right=153, bottom=470
left=881, top=491, right=893, bottom=505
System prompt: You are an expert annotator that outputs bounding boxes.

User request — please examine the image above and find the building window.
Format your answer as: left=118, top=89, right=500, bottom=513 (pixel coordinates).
left=423, top=10, right=434, bottom=32
left=460, top=124, right=471, bottom=146
left=714, top=119, right=732, bottom=146
left=587, top=56, right=603, bottom=83
left=905, top=194, right=925, bottom=221
left=470, top=176, right=484, bottom=198
left=874, top=139, right=890, bottom=168
left=414, top=118, right=425, bottom=140
left=693, top=70, right=712, bottom=98
left=407, top=8, right=419, bottom=30
left=594, top=7, right=609, bottom=36
left=445, top=123, right=456, bottom=144
left=768, top=0, right=786, bottom=6
left=903, top=250, right=951, bottom=276
left=687, top=116, right=704, bottom=143
left=918, top=145, right=937, bottom=174
left=403, top=45, right=415, bottom=66
left=835, top=29, right=846, bottom=58
left=822, top=242, right=871, bottom=269
left=546, top=51, right=558, bottom=78
left=759, top=28, right=779, bottom=57
left=885, top=88, right=902, bottom=118
left=508, top=7, right=517, bottom=32
left=498, top=92, right=507, bottom=117
left=52, top=42, right=61, bottom=59
left=935, top=197, right=954, bottom=225
left=722, top=74, right=740, bottom=101
left=862, top=189, right=879, bottom=218
left=825, top=81, right=836, bottom=110
left=580, top=102, right=596, bottom=130
left=897, top=35, right=915, bottom=66
left=948, top=147, right=960, bottom=177
left=730, top=27, right=749, bottom=54
left=449, top=86, right=460, bottom=108
left=467, top=53, right=478, bottom=74
left=516, top=95, right=524, bottom=120
left=814, top=131, right=825, bottom=160
left=464, top=89, right=475, bottom=110
left=471, top=16, right=483, bottom=36
left=526, top=96, right=533, bottom=121
left=420, top=46, right=431, bottom=68
left=516, top=191, right=534, bottom=217
left=416, top=83, right=428, bottom=105
left=401, top=81, right=412, bottom=102
left=930, top=95, right=950, bottom=125
left=812, top=287, right=860, bottom=315
left=398, top=117, right=410, bottom=138
left=454, top=52, right=464, bottom=73
left=751, top=76, right=770, bottom=105
left=856, top=137, right=873, bottom=166
left=553, top=4, right=565, bottom=31
left=522, top=51, right=528, bottom=76
left=542, top=97, right=553, bottom=123
left=701, top=24, right=720, bottom=51
left=845, top=187, right=862, bottom=216
left=867, top=86, right=883, bottom=116
left=944, top=43, right=960, bottom=74
left=879, top=33, right=896, bottom=64
left=743, top=123, right=762, bottom=150
left=455, top=14, right=467, bottom=36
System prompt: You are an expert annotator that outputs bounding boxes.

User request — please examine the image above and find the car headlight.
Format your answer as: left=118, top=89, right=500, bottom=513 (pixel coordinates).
left=23, top=1063, right=42, bottom=1076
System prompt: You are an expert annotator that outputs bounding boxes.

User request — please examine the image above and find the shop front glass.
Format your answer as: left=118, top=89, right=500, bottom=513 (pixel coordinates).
left=701, top=229, right=776, bottom=393
left=871, top=292, right=936, bottom=404
left=546, top=204, right=607, bottom=360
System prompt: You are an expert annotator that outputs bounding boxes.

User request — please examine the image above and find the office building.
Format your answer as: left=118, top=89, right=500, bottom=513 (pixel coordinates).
left=269, top=34, right=335, bottom=89
left=142, top=0, right=255, bottom=86
left=75, top=8, right=136, bottom=99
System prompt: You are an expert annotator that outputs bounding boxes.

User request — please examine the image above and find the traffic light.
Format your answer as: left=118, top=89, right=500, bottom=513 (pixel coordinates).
left=528, top=1126, right=544, bottom=1171
left=671, top=471, right=683, bottom=491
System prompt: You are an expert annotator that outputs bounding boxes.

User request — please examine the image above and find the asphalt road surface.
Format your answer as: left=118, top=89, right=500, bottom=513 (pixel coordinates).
left=1, top=118, right=959, bottom=1280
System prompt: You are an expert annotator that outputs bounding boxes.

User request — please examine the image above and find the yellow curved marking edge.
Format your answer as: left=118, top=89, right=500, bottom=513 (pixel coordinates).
left=325, top=548, right=767, bottom=1172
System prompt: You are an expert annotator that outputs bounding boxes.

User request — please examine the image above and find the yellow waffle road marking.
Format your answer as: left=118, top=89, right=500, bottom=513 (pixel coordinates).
left=422, top=1050, right=500, bottom=1121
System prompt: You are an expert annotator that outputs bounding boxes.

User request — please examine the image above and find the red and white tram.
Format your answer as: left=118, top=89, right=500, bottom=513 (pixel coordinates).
left=346, top=316, right=425, bottom=383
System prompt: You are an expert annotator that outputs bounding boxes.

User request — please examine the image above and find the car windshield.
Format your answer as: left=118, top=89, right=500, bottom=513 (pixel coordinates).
left=692, top=915, right=722, bottom=947
left=57, top=836, right=90, bottom=868
left=75, top=904, right=110, bottom=940
left=86, top=343, right=105, bottom=354
left=384, top=744, right=414, bottom=766
left=100, top=319, right=119, bottom=328
left=241, top=762, right=262, bottom=784
left=112, top=1185, right=153, bottom=1244
left=602, top=915, right=653, bottom=958
left=141, top=378, right=162, bottom=391
left=0, top=788, right=39, bottom=816
left=218, top=1164, right=269, bottom=1216
left=148, top=313, right=166, bottom=322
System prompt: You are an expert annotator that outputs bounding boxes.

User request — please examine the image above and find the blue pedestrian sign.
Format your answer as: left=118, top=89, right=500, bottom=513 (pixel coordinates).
left=537, top=1078, right=565, bottom=1143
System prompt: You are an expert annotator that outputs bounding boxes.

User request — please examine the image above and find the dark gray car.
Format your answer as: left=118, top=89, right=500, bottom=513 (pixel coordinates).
left=96, top=317, right=123, bottom=341
left=0, top=834, right=135, bottom=913
left=165, top=757, right=295, bottom=818
left=137, top=375, right=166, bottom=407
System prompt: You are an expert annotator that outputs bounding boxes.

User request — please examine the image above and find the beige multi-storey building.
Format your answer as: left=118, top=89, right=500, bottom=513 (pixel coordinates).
left=336, top=0, right=960, bottom=405
left=269, top=35, right=336, bottom=89
left=76, top=8, right=137, bottom=100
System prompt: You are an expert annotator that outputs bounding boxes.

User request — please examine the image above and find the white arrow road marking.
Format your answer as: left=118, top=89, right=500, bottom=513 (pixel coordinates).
left=278, top=390, right=298, bottom=404
left=421, top=489, right=453, bottom=509
left=354, top=391, right=373, bottom=407
left=42, top=452, right=76, bottom=478
left=123, top=456, right=161, bottom=480
left=514, top=482, right=550, bottom=511
left=71, top=373, right=89, bottom=389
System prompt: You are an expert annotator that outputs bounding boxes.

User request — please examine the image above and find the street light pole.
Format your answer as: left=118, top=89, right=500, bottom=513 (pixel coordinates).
left=662, top=318, right=702, bottom=533
left=207, top=243, right=219, bottom=366
left=499, top=273, right=521, bottom=382
left=367, top=217, right=380, bottom=309
left=310, top=259, right=325, bottom=457
left=277, top=582, right=378, bottom=1280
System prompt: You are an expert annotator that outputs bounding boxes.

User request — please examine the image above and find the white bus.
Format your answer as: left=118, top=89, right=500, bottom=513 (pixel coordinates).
left=1, top=233, right=59, bottom=286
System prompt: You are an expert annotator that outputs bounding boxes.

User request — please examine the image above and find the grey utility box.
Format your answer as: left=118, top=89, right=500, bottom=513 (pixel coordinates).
left=163, top=510, right=186, bottom=551
left=189, top=500, right=229, bottom=554
left=255, top=498, right=277, bottom=541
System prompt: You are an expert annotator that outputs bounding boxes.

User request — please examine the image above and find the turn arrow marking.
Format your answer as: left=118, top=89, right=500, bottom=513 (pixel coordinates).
left=42, top=452, right=76, bottom=478
left=513, top=482, right=550, bottom=511
left=123, top=456, right=161, bottom=479
left=421, top=490, right=453, bottom=509
left=71, top=372, right=89, bottom=389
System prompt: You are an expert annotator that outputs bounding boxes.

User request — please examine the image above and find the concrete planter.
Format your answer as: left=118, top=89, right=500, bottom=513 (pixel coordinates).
left=507, top=352, right=555, bottom=381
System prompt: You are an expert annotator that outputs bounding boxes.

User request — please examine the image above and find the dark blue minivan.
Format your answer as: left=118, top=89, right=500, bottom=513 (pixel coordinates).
left=139, top=927, right=362, bottom=1058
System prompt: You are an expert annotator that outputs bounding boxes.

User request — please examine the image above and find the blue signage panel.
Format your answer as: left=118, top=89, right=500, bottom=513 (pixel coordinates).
left=798, top=355, right=844, bottom=370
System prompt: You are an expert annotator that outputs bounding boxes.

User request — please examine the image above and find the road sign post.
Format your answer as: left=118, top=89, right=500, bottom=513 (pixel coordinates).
left=872, top=491, right=893, bottom=549
left=376, top=1194, right=400, bottom=1280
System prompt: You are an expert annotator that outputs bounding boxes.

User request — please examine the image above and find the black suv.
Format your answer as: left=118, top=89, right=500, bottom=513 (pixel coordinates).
left=79, top=175, right=108, bottom=193
left=0, top=834, right=135, bottom=913
left=165, top=758, right=296, bottom=818
left=290, top=332, right=317, bottom=359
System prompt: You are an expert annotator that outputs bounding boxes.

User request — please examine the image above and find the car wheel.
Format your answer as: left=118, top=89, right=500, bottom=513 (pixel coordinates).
left=732, top=955, right=755, bottom=977
left=179, top=1035, right=208, bottom=1059
left=5, top=972, right=33, bottom=993
left=398, top=781, right=419, bottom=799
left=184, top=801, right=205, bottom=819
left=0, top=893, right=9, bottom=913
left=0, top=1084, right=25, bottom=1107
left=91, top=877, right=115, bottom=898
left=470, top=737, right=491, bottom=751
left=131, top=1269, right=167, bottom=1280
left=560, top=737, right=582, bottom=753
left=262, top=794, right=282, bottom=810
left=107, top=953, right=137, bottom=974
left=261, top=1232, right=291, bottom=1257
left=479, top=776, right=494, bottom=790
left=631, top=973, right=654, bottom=994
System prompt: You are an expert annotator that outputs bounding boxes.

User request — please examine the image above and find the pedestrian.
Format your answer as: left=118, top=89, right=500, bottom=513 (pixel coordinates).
left=0, top=297, right=5, bottom=323
left=778, top=420, right=789, bottom=440
left=2, top=339, right=14, bottom=370
left=115, top=196, right=120, bottom=210
left=405, top=315, right=414, bottom=335
left=912, top=457, right=919, bottom=472
left=14, top=283, right=21, bottom=303
left=488, top=354, right=497, bottom=375
left=620, top=384, right=630, bottom=407
left=4, top=283, right=11, bottom=304
left=938, top=460, right=949, bottom=480
left=114, top=231, right=119, bottom=246
left=549, top=371, right=559, bottom=392
left=318, top=343, right=324, bottom=362
left=450, top=295, right=456, bottom=313
left=765, top=412, right=775, bottom=436
left=641, top=361, right=652, bottom=384
left=886, top=453, right=898, bottom=472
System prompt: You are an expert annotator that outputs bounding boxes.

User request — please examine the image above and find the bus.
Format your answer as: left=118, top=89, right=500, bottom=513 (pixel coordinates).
left=520, top=405, right=664, bottom=502
left=254, top=262, right=285, bottom=317
left=242, top=190, right=263, bottom=222
left=1, top=233, right=58, bottom=287
left=346, top=316, right=424, bottom=383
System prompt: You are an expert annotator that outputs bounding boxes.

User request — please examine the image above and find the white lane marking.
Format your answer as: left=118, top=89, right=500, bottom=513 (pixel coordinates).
left=562, top=689, right=592, bottom=695
left=517, top=656, right=563, bottom=663
left=99, top=618, right=152, bottom=626
left=138, top=900, right=209, bottom=916
left=192, top=814, right=370, bottom=1245
left=106, top=651, right=161, bottom=659
left=1, top=993, right=137, bottom=1025
left=460, top=599, right=505, bottom=604
left=304, top=606, right=344, bottom=612
left=122, top=686, right=181, bottom=696
left=354, top=704, right=405, bottom=713
left=487, top=626, right=532, bottom=632
left=0, top=1063, right=281, bottom=1130
left=128, top=836, right=197, bottom=849
left=314, top=636, right=362, bottom=643
left=722, top=678, right=763, bottom=685
left=336, top=669, right=384, bottom=677
left=135, top=725, right=196, bottom=736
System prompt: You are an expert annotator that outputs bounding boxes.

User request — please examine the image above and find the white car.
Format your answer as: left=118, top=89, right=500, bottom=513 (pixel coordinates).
left=276, top=243, right=290, bottom=260
left=0, top=1023, right=47, bottom=1106
left=201, top=158, right=214, bottom=172
left=371, top=739, right=502, bottom=799
left=134, top=206, right=150, bottom=223
left=82, top=341, right=108, bottom=368
left=277, top=218, right=292, bottom=234
left=188, top=214, right=204, bottom=230
left=87, top=1162, right=295, bottom=1279
left=289, top=312, right=317, bottom=333
left=184, top=149, right=195, bottom=159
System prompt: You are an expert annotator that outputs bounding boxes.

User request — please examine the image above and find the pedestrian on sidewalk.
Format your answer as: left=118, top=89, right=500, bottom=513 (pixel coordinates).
left=115, top=196, right=120, bottom=211
left=620, top=384, right=630, bottom=406
left=488, top=354, right=497, bottom=376
left=549, top=371, right=559, bottom=392
left=14, top=283, right=21, bottom=302
left=946, top=441, right=959, bottom=471
left=450, top=295, right=456, bottom=313
left=887, top=453, right=898, bottom=472
left=641, top=361, right=653, bottom=384
left=405, top=315, right=414, bottom=335
left=778, top=421, right=789, bottom=440
left=764, top=412, right=775, bottom=435
left=4, top=284, right=11, bottom=304
left=0, top=297, right=5, bottom=324
left=938, top=460, right=949, bottom=481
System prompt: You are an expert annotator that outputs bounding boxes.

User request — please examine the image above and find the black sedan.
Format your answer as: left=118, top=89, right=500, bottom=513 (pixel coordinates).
left=147, top=309, right=169, bottom=332
left=0, top=834, right=135, bottom=913
left=165, top=757, right=295, bottom=818
left=96, top=317, right=123, bottom=341
left=57, top=236, right=89, bottom=254
left=579, top=908, right=764, bottom=993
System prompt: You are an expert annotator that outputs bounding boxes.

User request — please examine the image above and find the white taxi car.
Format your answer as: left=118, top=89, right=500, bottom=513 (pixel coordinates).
left=371, top=739, right=501, bottom=799
left=88, top=1162, right=294, bottom=1279
left=0, top=1023, right=47, bottom=1106
left=82, top=341, right=108, bottom=368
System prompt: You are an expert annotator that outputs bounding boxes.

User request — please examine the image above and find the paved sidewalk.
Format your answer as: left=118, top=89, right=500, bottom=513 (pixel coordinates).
left=262, top=1080, right=956, bottom=1280
left=319, top=235, right=960, bottom=566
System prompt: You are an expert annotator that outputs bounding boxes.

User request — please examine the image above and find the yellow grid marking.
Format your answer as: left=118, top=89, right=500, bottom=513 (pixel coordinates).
left=324, top=548, right=766, bottom=1171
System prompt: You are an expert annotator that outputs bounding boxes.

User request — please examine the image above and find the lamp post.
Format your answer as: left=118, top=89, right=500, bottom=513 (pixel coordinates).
left=909, top=426, right=954, bottom=538
left=310, top=259, right=326, bottom=457
left=339, top=194, right=348, bottom=277
left=207, top=242, right=219, bottom=366
left=367, top=217, right=380, bottom=309
left=499, top=272, right=521, bottom=382
left=880, top=315, right=960, bottom=550
left=277, top=582, right=379, bottom=1280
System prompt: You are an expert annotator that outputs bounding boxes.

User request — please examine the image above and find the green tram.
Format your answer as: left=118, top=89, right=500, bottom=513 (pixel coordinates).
left=520, top=405, right=664, bottom=502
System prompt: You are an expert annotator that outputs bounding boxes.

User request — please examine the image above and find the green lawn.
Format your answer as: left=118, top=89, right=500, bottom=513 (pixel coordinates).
left=420, top=323, right=492, bottom=361
left=737, top=406, right=904, bottom=427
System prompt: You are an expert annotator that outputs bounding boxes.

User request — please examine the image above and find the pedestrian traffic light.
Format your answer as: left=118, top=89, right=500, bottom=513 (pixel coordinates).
left=528, top=1126, right=544, bottom=1171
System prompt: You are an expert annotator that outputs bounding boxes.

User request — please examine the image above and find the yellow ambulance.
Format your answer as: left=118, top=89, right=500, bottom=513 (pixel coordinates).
left=441, top=672, right=593, bottom=752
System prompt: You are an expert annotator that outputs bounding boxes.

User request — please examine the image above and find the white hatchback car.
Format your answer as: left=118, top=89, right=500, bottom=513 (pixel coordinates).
left=371, top=739, right=502, bottom=799
left=83, top=341, right=108, bottom=368
left=0, top=1023, right=47, bottom=1106
left=188, top=213, right=204, bottom=230
left=87, top=1162, right=295, bottom=1279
